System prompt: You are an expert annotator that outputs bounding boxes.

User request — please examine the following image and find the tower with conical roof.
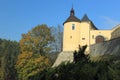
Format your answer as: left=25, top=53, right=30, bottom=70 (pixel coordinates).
left=63, top=9, right=98, bottom=52
left=63, top=8, right=81, bottom=24
left=81, top=14, right=97, bottom=30
left=63, top=8, right=81, bottom=51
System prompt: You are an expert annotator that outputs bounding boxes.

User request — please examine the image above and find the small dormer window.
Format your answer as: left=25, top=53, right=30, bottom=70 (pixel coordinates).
left=72, top=24, right=75, bottom=30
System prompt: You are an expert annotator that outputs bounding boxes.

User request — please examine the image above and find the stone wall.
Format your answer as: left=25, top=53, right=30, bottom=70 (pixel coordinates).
left=111, top=26, right=120, bottom=39
left=90, top=38, right=120, bottom=57
left=53, top=51, right=74, bottom=67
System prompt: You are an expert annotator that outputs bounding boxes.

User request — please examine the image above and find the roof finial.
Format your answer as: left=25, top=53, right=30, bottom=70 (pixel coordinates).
left=72, top=3, right=73, bottom=9
left=70, top=4, right=74, bottom=16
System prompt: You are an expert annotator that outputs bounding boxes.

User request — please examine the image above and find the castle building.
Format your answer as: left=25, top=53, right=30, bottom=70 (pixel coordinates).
left=63, top=8, right=111, bottom=53
left=53, top=8, right=120, bottom=67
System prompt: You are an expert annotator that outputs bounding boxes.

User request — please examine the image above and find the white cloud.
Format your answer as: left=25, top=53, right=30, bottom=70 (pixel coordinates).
left=101, top=16, right=120, bottom=29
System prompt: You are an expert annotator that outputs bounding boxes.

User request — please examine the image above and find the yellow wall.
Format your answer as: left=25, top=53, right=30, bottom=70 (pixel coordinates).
left=63, top=21, right=92, bottom=52
left=63, top=21, right=112, bottom=53
left=63, top=22, right=81, bottom=51
left=79, top=22, right=90, bottom=46
left=79, top=22, right=91, bottom=53
left=90, top=30, right=111, bottom=44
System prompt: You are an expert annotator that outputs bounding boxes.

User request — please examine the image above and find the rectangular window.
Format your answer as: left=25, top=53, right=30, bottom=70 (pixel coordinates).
left=92, top=35, right=94, bottom=39
left=72, top=24, right=75, bottom=30
left=82, top=38, right=85, bottom=40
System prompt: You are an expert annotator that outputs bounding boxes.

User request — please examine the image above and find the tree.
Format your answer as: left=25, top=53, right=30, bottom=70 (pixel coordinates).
left=50, top=25, right=63, bottom=53
left=109, top=61, right=120, bottom=80
left=15, top=24, right=53, bottom=80
left=73, top=45, right=89, bottom=63
left=15, top=52, right=50, bottom=80
left=0, top=39, right=20, bottom=80
left=20, top=24, right=54, bottom=55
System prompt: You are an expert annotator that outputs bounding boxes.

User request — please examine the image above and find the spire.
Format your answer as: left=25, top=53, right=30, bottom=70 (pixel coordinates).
left=70, top=7, right=75, bottom=16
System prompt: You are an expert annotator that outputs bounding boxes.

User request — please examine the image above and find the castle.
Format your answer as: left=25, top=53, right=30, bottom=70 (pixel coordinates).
left=53, top=8, right=120, bottom=66
left=63, top=8, right=112, bottom=53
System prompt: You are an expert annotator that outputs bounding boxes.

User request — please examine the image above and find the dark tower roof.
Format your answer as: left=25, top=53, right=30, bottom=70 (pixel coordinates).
left=81, top=14, right=91, bottom=22
left=63, top=8, right=81, bottom=24
left=81, top=14, right=98, bottom=30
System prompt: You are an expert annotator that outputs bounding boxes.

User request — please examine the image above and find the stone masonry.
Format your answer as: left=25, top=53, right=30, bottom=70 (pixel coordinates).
left=53, top=51, right=74, bottom=67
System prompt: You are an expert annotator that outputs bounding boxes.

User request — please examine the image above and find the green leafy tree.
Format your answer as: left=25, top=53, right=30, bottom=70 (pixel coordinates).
left=73, top=45, right=89, bottom=63
left=28, top=45, right=120, bottom=80
left=0, top=39, right=20, bottom=80
left=109, top=61, right=120, bottom=80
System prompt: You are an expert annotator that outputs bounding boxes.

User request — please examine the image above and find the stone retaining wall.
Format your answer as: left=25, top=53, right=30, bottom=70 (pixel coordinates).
left=90, top=38, right=120, bottom=57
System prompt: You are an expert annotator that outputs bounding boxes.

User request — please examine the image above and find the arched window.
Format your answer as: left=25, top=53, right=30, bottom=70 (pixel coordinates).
left=95, top=35, right=104, bottom=43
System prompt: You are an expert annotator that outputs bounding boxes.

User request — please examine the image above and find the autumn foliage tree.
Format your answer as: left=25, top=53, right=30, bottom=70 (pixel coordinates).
left=15, top=52, right=50, bottom=80
left=20, top=24, right=54, bottom=55
left=15, top=24, right=54, bottom=80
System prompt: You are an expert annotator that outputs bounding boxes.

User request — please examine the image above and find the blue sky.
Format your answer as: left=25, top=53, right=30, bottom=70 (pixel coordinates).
left=0, top=0, right=120, bottom=41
